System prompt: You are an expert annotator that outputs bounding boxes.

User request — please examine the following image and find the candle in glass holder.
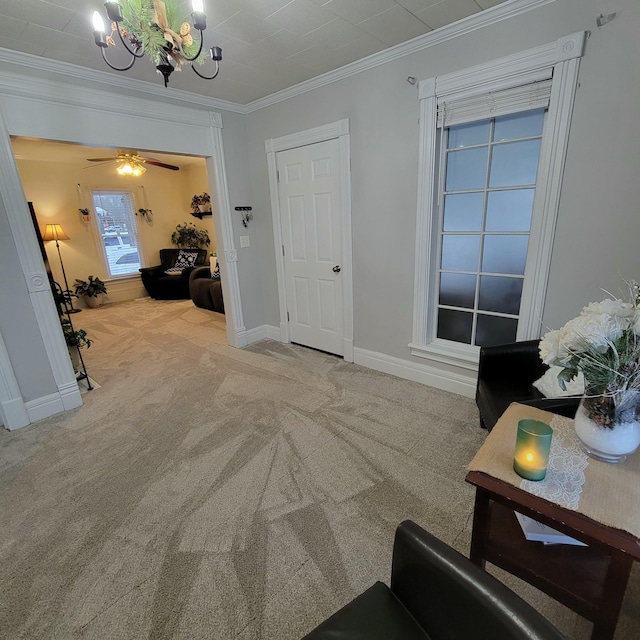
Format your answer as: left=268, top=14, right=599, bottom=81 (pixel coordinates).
left=513, top=419, right=553, bottom=481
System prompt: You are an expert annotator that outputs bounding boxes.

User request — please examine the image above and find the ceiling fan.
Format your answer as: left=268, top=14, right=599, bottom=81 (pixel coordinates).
left=86, top=149, right=179, bottom=176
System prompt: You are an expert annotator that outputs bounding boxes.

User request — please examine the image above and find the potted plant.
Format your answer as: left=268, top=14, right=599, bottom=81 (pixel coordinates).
left=62, top=323, right=92, bottom=372
left=191, top=193, right=211, bottom=213
left=136, top=207, right=153, bottom=222
left=171, top=222, right=211, bottom=249
left=74, top=275, right=108, bottom=308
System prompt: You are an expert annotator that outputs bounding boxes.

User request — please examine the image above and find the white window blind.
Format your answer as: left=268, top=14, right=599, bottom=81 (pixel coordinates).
left=437, top=79, right=553, bottom=128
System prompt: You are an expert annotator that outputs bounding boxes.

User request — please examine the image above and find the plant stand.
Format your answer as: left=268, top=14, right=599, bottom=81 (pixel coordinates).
left=55, top=282, right=93, bottom=390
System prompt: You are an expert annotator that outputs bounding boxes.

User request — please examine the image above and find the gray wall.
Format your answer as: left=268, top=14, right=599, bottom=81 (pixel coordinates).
left=220, top=110, right=265, bottom=329
left=245, top=0, right=640, bottom=360
left=0, top=198, right=55, bottom=402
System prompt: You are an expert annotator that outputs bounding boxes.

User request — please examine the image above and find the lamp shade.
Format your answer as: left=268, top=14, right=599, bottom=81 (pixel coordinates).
left=42, top=224, right=69, bottom=241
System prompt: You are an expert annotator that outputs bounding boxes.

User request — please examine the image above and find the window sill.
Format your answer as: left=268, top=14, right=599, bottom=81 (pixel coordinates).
left=409, top=341, right=479, bottom=372
left=105, top=274, right=141, bottom=284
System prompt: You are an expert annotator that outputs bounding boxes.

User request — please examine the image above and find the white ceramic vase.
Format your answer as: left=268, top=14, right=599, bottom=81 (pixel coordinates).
left=573, top=390, right=640, bottom=463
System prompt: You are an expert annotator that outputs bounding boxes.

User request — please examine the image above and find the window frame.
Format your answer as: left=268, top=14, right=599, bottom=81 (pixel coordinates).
left=410, top=32, right=586, bottom=370
left=90, top=189, right=143, bottom=279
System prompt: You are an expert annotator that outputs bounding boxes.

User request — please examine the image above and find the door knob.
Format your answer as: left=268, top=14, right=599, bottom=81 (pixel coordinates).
left=332, top=265, right=341, bottom=273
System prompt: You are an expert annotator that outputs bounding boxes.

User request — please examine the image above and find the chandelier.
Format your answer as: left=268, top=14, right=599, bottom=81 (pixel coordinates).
left=91, top=0, right=223, bottom=88
left=116, top=153, right=146, bottom=176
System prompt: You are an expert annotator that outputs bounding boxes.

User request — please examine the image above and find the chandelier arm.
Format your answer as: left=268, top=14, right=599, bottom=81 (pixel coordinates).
left=192, top=59, right=220, bottom=80
left=101, top=45, right=137, bottom=72
left=179, top=28, right=204, bottom=62
left=115, top=22, right=145, bottom=58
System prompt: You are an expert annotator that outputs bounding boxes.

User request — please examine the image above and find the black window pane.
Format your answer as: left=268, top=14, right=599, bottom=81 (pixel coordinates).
left=475, top=315, right=518, bottom=347
left=437, top=308, right=473, bottom=344
left=448, top=121, right=490, bottom=148
left=443, top=192, right=484, bottom=231
left=441, top=234, right=480, bottom=271
left=489, top=140, right=541, bottom=187
left=439, top=273, right=476, bottom=308
left=445, top=147, right=488, bottom=191
left=486, top=189, right=534, bottom=232
left=481, top=235, right=528, bottom=275
left=493, top=109, right=545, bottom=141
left=478, top=275, right=523, bottom=315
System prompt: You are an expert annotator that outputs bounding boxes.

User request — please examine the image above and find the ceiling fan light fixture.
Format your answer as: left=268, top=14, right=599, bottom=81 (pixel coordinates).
left=116, top=154, right=146, bottom=177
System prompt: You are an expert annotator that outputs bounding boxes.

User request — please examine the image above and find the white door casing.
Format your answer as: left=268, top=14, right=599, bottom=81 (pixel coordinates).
left=277, top=139, right=343, bottom=355
left=266, top=119, right=353, bottom=362
left=0, top=68, right=243, bottom=428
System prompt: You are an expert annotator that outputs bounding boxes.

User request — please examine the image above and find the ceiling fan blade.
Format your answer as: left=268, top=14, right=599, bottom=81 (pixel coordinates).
left=144, top=159, right=180, bottom=171
left=87, top=157, right=117, bottom=162
left=84, top=161, right=112, bottom=168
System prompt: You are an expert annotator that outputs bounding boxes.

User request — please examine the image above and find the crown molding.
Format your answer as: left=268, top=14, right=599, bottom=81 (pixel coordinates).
left=244, top=0, right=557, bottom=113
left=0, top=48, right=246, bottom=115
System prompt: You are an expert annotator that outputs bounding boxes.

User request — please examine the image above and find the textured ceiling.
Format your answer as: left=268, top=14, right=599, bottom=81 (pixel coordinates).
left=0, top=0, right=507, bottom=105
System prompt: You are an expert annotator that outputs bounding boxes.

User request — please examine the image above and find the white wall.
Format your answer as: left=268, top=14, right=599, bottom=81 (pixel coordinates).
left=245, top=0, right=640, bottom=379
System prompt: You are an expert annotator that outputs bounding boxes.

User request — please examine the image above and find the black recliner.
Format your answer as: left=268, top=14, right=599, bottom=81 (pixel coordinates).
left=302, top=520, right=566, bottom=640
left=476, top=339, right=581, bottom=432
left=139, top=248, right=208, bottom=300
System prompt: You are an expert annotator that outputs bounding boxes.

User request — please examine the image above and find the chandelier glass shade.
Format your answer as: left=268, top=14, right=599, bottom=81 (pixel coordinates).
left=92, top=0, right=223, bottom=87
left=116, top=154, right=147, bottom=176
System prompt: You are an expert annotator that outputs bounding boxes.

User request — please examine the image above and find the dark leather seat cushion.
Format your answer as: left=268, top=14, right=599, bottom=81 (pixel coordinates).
left=301, top=582, right=430, bottom=640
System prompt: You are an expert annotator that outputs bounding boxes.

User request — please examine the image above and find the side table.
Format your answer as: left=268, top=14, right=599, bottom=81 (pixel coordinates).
left=466, top=403, right=640, bottom=640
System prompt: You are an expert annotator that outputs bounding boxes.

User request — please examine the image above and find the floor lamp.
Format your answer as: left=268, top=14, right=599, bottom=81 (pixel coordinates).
left=42, top=223, right=80, bottom=314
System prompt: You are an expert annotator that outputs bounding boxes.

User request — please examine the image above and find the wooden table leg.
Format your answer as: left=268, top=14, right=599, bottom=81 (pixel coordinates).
left=590, top=551, right=633, bottom=640
left=470, top=487, right=491, bottom=569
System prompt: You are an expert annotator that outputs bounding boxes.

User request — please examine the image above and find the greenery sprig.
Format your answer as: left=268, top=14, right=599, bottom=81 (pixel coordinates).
left=117, top=0, right=205, bottom=66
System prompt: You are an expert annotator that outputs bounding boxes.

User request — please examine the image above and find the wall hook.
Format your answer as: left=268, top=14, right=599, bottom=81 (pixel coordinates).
left=596, top=12, right=617, bottom=27
left=235, top=206, right=253, bottom=227
left=407, top=76, right=417, bottom=85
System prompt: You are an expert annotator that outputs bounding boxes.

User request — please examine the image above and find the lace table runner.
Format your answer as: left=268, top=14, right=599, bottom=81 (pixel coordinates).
left=520, top=413, right=588, bottom=510
left=468, top=403, right=640, bottom=539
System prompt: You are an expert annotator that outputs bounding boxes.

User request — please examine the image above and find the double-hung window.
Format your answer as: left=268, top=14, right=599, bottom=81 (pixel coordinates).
left=91, top=190, right=141, bottom=278
left=438, top=107, right=545, bottom=348
left=410, top=32, right=586, bottom=370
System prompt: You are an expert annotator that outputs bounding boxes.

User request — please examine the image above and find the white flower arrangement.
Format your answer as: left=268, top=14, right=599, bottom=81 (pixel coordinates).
left=539, top=281, right=640, bottom=427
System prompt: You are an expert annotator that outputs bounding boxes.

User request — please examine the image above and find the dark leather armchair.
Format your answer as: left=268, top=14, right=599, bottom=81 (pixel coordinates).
left=302, top=520, right=566, bottom=640
left=139, top=249, right=208, bottom=300
left=189, top=266, right=224, bottom=313
left=476, top=339, right=580, bottom=432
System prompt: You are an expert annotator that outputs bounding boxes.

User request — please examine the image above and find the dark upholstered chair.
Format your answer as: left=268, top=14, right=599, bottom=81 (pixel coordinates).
left=302, top=520, right=566, bottom=640
left=139, top=249, right=208, bottom=300
left=189, top=265, right=224, bottom=313
left=476, top=339, right=581, bottom=432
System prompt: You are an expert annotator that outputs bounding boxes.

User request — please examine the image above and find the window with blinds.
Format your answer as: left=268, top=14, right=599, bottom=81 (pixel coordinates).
left=409, top=32, right=585, bottom=370
left=91, top=191, right=141, bottom=277
left=436, top=108, right=546, bottom=347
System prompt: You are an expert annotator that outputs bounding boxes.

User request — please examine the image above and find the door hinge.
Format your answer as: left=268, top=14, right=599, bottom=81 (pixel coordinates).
left=276, top=170, right=280, bottom=183
left=282, top=245, right=285, bottom=257
left=287, top=311, right=290, bottom=322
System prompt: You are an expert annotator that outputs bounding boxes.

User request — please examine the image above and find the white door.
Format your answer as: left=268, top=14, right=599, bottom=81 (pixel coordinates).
left=277, top=138, right=344, bottom=356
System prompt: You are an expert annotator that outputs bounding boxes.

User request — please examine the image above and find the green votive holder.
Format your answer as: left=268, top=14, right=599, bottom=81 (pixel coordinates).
left=513, top=419, right=553, bottom=481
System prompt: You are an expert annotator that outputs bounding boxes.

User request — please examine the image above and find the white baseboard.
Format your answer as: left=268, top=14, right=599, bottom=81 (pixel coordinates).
left=353, top=347, right=476, bottom=398
left=23, top=384, right=82, bottom=425
left=244, top=324, right=281, bottom=344
left=1, top=396, right=30, bottom=430
left=25, top=392, right=65, bottom=423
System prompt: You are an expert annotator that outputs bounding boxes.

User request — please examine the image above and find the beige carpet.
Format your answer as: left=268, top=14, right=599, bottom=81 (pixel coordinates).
left=1, top=298, right=639, bottom=639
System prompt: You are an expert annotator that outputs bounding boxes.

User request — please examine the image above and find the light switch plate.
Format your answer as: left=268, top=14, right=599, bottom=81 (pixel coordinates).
left=240, top=235, right=250, bottom=248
